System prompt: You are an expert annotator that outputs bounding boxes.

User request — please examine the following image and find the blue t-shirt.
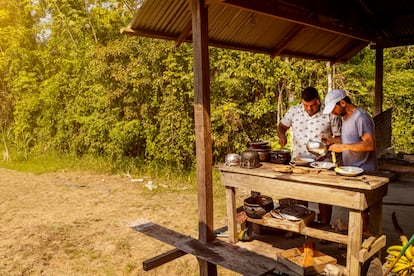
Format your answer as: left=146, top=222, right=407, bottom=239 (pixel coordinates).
left=341, top=108, right=377, bottom=172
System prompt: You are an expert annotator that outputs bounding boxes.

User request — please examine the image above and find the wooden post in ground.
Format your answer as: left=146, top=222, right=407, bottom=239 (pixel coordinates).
left=190, top=0, right=216, bottom=275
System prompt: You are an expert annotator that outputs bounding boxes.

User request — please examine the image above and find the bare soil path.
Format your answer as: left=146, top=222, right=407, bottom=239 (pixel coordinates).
left=0, top=167, right=238, bottom=275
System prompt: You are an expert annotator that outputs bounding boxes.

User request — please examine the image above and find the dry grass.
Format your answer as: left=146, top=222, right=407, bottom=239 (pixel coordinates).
left=0, top=167, right=244, bottom=275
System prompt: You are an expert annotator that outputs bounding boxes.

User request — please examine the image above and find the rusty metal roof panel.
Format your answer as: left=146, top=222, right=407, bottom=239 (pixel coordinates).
left=127, top=0, right=191, bottom=39
left=122, top=0, right=414, bottom=62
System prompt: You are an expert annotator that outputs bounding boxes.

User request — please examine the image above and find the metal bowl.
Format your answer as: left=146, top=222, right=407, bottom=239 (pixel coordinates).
left=306, top=139, right=328, bottom=156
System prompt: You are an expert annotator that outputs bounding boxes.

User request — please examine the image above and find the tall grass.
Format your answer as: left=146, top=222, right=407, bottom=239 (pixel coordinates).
left=0, top=149, right=226, bottom=194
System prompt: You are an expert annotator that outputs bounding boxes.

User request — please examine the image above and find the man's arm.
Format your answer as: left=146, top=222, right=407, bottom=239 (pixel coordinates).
left=276, top=123, right=289, bottom=147
left=329, top=132, right=375, bottom=152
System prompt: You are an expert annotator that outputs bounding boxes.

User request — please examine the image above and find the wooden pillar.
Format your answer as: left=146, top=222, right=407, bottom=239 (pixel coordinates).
left=374, top=47, right=384, bottom=116
left=190, top=0, right=217, bottom=275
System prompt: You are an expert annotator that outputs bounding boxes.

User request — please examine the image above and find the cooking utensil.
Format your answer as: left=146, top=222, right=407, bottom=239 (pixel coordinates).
left=240, top=151, right=261, bottom=169
left=279, top=204, right=312, bottom=221
left=269, top=149, right=291, bottom=164
left=331, top=151, right=337, bottom=167
left=225, top=153, right=241, bottom=166
left=243, top=195, right=274, bottom=218
left=306, top=139, right=328, bottom=156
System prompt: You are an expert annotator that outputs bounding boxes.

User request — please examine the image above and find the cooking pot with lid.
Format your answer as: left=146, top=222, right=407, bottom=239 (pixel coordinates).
left=243, top=195, right=274, bottom=219
left=240, top=151, right=261, bottom=169
left=269, top=149, right=291, bottom=164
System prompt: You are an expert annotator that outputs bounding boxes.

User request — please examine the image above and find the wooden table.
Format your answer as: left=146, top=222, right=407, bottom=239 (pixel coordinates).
left=218, top=163, right=389, bottom=276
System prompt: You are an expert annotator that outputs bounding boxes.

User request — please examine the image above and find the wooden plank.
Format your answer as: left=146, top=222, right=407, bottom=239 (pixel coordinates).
left=130, top=219, right=294, bottom=276
left=359, top=235, right=386, bottom=262
left=301, top=228, right=348, bottom=245
left=277, top=248, right=337, bottom=276
left=221, top=172, right=370, bottom=210
left=248, top=213, right=315, bottom=233
left=246, top=213, right=348, bottom=244
left=217, top=163, right=389, bottom=190
left=143, top=249, right=187, bottom=271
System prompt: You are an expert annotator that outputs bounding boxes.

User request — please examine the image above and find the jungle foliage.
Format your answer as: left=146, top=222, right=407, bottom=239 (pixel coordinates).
left=0, top=0, right=413, bottom=171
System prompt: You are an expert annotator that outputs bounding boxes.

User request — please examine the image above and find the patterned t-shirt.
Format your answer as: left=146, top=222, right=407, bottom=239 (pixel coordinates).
left=280, top=104, right=341, bottom=159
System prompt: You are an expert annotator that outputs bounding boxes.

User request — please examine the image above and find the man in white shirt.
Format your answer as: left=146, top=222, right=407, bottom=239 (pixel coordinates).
left=277, top=87, right=341, bottom=225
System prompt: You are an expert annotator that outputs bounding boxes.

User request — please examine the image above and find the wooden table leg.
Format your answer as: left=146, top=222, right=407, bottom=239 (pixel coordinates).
left=347, top=210, right=363, bottom=276
left=225, top=186, right=237, bottom=243
left=368, top=201, right=383, bottom=236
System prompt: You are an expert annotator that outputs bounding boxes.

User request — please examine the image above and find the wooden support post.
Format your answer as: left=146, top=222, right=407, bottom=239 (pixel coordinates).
left=347, top=210, right=363, bottom=276
left=375, top=47, right=383, bottom=116
left=225, top=186, right=237, bottom=243
left=190, top=0, right=216, bottom=275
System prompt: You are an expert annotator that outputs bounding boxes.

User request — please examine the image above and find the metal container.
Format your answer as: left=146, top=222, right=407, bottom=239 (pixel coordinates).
left=269, top=149, right=291, bottom=164
left=243, top=195, right=274, bottom=219
left=225, top=153, right=241, bottom=166
left=240, top=151, right=261, bottom=169
left=306, top=139, right=328, bottom=156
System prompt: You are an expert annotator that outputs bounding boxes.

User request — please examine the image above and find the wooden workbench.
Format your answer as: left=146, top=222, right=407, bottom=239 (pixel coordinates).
left=218, top=162, right=389, bottom=276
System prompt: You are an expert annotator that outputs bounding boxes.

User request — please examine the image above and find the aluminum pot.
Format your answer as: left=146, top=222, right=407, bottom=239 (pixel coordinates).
left=269, top=149, right=291, bottom=164
left=243, top=195, right=274, bottom=219
left=225, top=153, right=241, bottom=166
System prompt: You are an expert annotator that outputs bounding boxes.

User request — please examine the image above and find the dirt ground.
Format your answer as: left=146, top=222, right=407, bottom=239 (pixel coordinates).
left=0, top=167, right=241, bottom=276
left=1, top=165, right=412, bottom=275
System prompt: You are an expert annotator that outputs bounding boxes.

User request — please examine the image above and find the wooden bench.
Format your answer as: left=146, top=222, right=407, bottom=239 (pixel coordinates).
left=128, top=218, right=298, bottom=276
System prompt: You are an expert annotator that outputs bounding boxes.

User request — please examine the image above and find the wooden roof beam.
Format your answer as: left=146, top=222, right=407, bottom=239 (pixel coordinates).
left=175, top=21, right=193, bottom=47
left=271, top=24, right=305, bottom=58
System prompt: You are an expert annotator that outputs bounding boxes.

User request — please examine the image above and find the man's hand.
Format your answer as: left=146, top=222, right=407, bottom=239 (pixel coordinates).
left=278, top=135, right=287, bottom=147
left=329, top=144, right=344, bottom=152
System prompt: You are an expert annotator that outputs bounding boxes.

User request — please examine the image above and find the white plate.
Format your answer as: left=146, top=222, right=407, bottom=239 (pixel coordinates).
left=334, top=166, right=364, bottom=176
left=310, top=161, right=335, bottom=169
left=292, top=157, right=314, bottom=166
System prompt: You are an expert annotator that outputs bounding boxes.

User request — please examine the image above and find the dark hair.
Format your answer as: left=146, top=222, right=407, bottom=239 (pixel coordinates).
left=343, top=96, right=352, bottom=104
left=301, top=87, right=319, bottom=101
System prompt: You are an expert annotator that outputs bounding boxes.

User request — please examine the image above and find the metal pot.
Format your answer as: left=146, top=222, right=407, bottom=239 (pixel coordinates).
left=225, top=153, right=241, bottom=166
left=240, top=151, right=261, bottom=169
left=243, top=195, right=274, bottom=219
left=269, top=149, right=291, bottom=164
left=306, top=139, right=328, bottom=156
left=249, top=141, right=269, bottom=149
left=256, top=150, right=270, bottom=162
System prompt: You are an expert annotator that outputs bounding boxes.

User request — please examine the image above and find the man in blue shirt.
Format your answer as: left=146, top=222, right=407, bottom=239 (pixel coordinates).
left=323, top=89, right=377, bottom=172
left=323, top=89, right=377, bottom=235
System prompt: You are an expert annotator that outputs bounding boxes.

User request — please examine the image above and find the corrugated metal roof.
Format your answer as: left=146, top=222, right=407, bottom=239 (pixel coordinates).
left=121, top=0, right=414, bottom=63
